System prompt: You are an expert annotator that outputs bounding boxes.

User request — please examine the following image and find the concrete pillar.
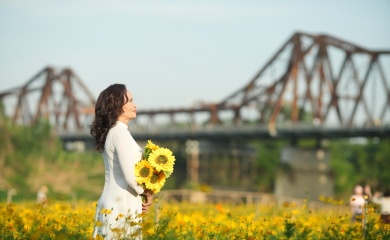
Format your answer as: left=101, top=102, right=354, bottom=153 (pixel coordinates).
left=193, top=140, right=256, bottom=190
left=185, top=140, right=199, bottom=185
left=274, top=146, right=333, bottom=200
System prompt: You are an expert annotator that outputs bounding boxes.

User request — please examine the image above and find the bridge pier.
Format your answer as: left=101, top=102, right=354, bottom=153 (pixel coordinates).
left=62, top=138, right=95, bottom=152
left=185, top=140, right=257, bottom=191
left=274, top=146, right=334, bottom=200
left=185, top=140, right=200, bottom=185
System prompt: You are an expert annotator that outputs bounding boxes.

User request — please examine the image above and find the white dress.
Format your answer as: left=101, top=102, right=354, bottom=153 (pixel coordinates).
left=92, top=121, right=145, bottom=239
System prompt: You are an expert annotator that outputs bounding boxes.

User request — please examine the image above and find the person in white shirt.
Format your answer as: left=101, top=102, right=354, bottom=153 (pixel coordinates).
left=350, top=185, right=365, bottom=222
left=90, top=84, right=153, bottom=239
left=372, top=189, right=390, bottom=224
left=37, top=185, right=48, bottom=205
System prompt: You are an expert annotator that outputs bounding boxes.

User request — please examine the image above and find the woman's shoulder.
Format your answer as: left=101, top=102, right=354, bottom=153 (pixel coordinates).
left=109, top=124, right=131, bottom=138
left=107, top=125, right=140, bottom=152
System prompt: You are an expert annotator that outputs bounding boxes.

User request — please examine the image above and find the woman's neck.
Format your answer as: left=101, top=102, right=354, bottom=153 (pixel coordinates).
left=117, top=117, right=129, bottom=125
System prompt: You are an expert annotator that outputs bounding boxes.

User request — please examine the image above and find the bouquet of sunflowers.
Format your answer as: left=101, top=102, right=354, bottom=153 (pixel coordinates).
left=135, top=140, right=176, bottom=194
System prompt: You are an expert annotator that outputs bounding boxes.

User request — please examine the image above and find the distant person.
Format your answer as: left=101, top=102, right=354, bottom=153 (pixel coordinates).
left=350, top=185, right=365, bottom=222
left=37, top=185, right=48, bottom=205
left=372, top=189, right=390, bottom=224
left=90, top=84, right=153, bottom=239
left=7, top=188, right=17, bottom=204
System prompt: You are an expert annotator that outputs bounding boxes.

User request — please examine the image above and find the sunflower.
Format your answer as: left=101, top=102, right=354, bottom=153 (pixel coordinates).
left=134, top=159, right=153, bottom=185
left=146, top=140, right=160, bottom=151
left=147, top=148, right=175, bottom=174
left=144, top=170, right=166, bottom=194
left=144, top=140, right=160, bottom=159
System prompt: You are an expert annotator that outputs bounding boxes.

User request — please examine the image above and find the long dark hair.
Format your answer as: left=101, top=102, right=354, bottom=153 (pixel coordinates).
left=90, top=84, right=129, bottom=153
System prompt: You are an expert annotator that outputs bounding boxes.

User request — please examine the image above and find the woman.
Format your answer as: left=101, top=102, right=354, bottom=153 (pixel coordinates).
left=91, top=84, right=153, bottom=239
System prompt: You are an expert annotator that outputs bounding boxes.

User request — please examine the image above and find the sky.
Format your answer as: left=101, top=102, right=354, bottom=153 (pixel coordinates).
left=0, top=0, right=389, bottom=111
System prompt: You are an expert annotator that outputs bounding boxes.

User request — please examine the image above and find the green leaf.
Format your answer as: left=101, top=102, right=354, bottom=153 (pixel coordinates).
left=164, top=170, right=172, bottom=178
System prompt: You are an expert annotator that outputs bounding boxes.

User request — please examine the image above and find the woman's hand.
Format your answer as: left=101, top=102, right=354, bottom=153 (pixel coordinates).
left=142, top=189, right=153, bottom=213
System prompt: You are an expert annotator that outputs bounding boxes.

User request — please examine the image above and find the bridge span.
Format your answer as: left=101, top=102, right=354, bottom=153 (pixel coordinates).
left=0, top=32, right=389, bottom=137
left=59, top=124, right=390, bottom=144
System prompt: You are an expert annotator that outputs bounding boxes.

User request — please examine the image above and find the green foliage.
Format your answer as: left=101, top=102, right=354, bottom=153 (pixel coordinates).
left=329, top=140, right=361, bottom=196
left=283, top=219, right=296, bottom=239
left=329, top=138, right=390, bottom=196
left=0, top=100, right=6, bottom=120
left=144, top=214, right=178, bottom=240
left=254, top=140, right=285, bottom=192
left=0, top=117, right=103, bottom=201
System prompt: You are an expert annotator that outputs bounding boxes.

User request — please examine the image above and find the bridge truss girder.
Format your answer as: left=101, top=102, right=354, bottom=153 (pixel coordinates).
left=0, top=32, right=389, bottom=135
left=134, top=32, right=390, bottom=133
left=0, top=67, right=96, bottom=130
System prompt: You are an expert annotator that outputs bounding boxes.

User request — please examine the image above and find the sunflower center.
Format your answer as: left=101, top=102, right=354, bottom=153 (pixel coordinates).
left=157, top=155, right=168, bottom=164
left=140, top=167, right=150, bottom=177
left=150, top=174, right=159, bottom=184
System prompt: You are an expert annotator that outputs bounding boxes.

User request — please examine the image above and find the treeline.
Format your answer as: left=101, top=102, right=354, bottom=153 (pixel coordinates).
left=329, top=137, right=390, bottom=196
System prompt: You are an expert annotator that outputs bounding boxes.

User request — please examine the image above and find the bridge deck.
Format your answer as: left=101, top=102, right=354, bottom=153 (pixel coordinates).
left=59, top=125, right=390, bottom=142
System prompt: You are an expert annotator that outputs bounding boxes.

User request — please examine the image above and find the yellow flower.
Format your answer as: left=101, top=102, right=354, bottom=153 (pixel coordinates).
left=135, top=160, right=153, bottom=185
left=100, top=208, right=112, bottom=214
left=23, top=225, right=30, bottom=232
left=145, top=170, right=166, bottom=194
left=146, top=140, right=160, bottom=151
left=148, top=148, right=175, bottom=174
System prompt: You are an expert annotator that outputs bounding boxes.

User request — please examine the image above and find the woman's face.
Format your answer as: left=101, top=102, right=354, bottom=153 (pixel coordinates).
left=118, top=91, right=137, bottom=122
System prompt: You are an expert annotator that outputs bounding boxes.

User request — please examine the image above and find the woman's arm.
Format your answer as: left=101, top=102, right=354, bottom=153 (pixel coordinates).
left=115, top=131, right=145, bottom=195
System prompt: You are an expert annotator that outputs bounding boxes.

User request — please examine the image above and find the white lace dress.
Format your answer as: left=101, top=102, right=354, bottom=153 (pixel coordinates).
left=92, top=121, right=145, bottom=239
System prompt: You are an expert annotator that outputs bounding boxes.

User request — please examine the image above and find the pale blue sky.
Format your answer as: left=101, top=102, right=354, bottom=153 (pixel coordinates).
left=0, top=0, right=389, bottom=110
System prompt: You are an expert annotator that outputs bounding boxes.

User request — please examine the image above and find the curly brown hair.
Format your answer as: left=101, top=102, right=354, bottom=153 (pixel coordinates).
left=90, top=84, right=129, bottom=153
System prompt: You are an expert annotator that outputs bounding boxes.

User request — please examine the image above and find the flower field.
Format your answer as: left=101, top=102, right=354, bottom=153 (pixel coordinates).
left=1, top=197, right=389, bottom=240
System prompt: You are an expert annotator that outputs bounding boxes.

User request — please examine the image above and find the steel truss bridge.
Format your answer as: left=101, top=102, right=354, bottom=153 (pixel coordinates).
left=1, top=32, right=390, bottom=142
